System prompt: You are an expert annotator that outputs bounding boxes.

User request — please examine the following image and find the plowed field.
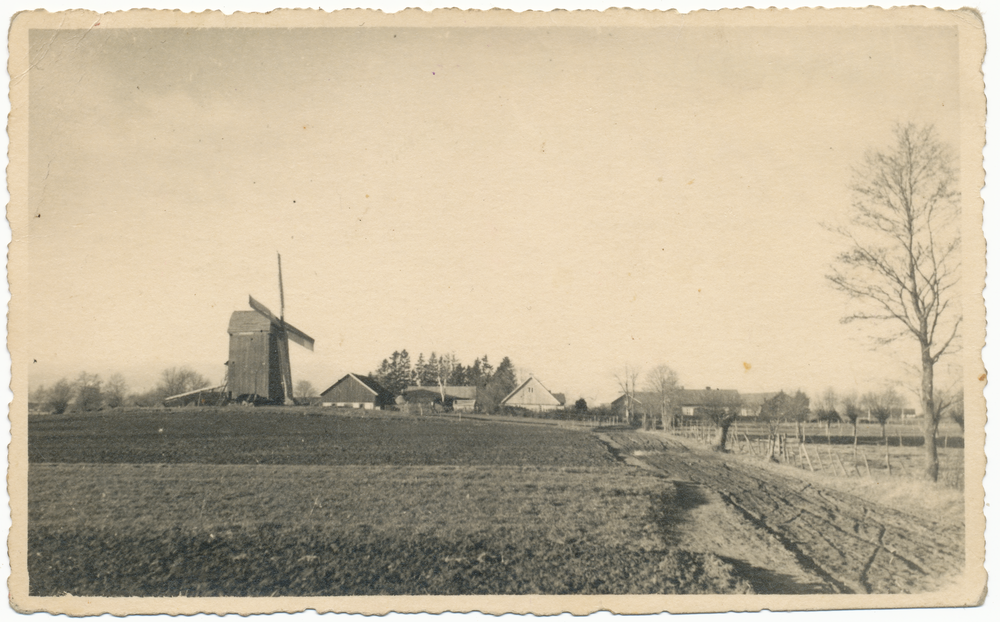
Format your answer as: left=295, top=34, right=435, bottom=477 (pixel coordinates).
left=600, top=431, right=965, bottom=594
left=27, top=410, right=964, bottom=596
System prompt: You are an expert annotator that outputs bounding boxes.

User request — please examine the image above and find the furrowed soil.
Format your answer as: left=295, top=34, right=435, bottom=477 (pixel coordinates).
left=27, top=410, right=964, bottom=595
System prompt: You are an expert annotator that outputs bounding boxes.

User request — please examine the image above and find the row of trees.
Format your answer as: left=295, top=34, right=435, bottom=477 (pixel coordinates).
left=30, top=367, right=211, bottom=414
left=370, top=350, right=519, bottom=413
left=698, top=386, right=963, bottom=455
left=611, top=359, right=964, bottom=456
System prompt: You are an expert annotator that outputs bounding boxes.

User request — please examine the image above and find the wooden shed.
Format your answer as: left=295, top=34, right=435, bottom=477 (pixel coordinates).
left=320, top=373, right=393, bottom=410
left=399, top=385, right=478, bottom=411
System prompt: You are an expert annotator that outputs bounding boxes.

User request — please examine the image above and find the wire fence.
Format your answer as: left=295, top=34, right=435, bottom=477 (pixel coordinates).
left=669, top=419, right=964, bottom=489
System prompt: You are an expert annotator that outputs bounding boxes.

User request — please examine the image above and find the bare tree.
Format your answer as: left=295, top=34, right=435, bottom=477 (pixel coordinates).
left=644, top=365, right=680, bottom=429
left=614, top=365, right=640, bottom=425
left=295, top=380, right=317, bottom=399
left=46, top=378, right=74, bottom=415
left=104, top=373, right=129, bottom=409
left=435, top=353, right=456, bottom=406
left=699, top=391, right=743, bottom=452
left=158, top=367, right=210, bottom=398
left=75, top=372, right=104, bottom=412
left=862, top=388, right=903, bottom=439
left=946, top=387, right=964, bottom=431
left=840, top=391, right=862, bottom=442
left=827, top=123, right=961, bottom=482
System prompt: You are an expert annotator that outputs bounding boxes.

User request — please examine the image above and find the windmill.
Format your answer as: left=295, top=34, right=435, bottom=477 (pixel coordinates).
left=226, top=254, right=315, bottom=404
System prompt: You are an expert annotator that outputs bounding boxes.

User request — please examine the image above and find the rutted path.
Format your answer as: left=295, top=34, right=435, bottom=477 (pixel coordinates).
left=598, top=430, right=964, bottom=594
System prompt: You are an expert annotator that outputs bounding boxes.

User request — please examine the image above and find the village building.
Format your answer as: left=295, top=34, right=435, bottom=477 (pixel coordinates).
left=398, top=385, right=478, bottom=412
left=320, top=373, right=393, bottom=410
left=739, top=392, right=780, bottom=418
left=500, top=376, right=564, bottom=412
left=613, top=387, right=742, bottom=420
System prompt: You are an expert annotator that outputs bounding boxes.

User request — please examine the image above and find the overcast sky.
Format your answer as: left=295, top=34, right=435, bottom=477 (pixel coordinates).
left=25, top=23, right=962, bottom=403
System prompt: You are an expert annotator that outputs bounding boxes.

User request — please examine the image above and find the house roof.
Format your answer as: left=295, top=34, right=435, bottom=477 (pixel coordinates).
left=677, top=389, right=741, bottom=405
left=321, top=373, right=391, bottom=398
left=613, top=388, right=742, bottom=407
left=500, top=376, right=560, bottom=406
left=228, top=310, right=274, bottom=334
left=401, top=385, right=478, bottom=400
left=740, top=392, right=781, bottom=406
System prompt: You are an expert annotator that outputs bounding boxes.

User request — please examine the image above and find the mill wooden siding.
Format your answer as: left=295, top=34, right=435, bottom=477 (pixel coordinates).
left=227, top=310, right=283, bottom=400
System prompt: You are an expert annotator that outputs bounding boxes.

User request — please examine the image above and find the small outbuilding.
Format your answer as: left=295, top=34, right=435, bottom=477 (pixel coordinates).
left=399, top=385, right=478, bottom=412
left=320, top=373, right=393, bottom=410
left=500, top=376, right=564, bottom=412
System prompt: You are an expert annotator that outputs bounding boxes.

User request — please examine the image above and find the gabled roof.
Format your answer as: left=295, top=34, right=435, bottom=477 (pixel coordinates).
left=500, top=376, right=561, bottom=406
left=740, top=392, right=780, bottom=406
left=677, top=388, right=741, bottom=406
left=402, top=385, right=478, bottom=399
left=228, top=310, right=273, bottom=334
left=321, top=373, right=391, bottom=398
left=613, top=388, right=742, bottom=407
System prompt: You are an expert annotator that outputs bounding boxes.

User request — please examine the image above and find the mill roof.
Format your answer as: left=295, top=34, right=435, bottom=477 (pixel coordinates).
left=228, top=310, right=274, bottom=334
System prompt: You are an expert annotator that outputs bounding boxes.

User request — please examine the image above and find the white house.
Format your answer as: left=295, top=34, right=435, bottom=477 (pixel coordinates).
left=500, top=376, right=564, bottom=412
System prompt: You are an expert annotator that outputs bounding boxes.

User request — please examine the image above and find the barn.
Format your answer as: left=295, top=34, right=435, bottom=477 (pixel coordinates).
left=613, top=387, right=742, bottom=420
left=320, top=373, right=393, bottom=410
left=399, top=386, right=478, bottom=412
left=500, top=377, right=564, bottom=412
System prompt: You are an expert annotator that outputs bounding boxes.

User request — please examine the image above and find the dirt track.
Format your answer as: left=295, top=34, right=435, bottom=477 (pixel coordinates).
left=600, top=430, right=965, bottom=594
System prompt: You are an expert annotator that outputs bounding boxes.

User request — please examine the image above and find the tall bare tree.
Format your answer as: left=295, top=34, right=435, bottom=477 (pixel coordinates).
left=435, top=353, right=457, bottom=405
left=614, top=365, right=640, bottom=425
left=295, top=380, right=317, bottom=399
left=644, top=365, right=680, bottom=429
left=104, top=373, right=129, bottom=409
left=827, top=123, right=960, bottom=482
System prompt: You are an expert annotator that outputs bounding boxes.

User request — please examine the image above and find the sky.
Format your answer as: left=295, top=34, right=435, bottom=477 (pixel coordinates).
left=23, top=21, right=964, bottom=404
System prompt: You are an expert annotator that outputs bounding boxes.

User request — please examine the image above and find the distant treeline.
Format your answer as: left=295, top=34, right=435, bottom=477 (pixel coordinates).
left=30, top=367, right=212, bottom=413
left=370, top=351, right=518, bottom=413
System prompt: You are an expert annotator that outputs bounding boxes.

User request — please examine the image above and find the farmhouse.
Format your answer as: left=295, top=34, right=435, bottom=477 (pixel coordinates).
left=320, top=373, right=393, bottom=409
left=399, top=385, right=478, bottom=412
left=613, top=387, right=742, bottom=420
left=739, top=392, right=780, bottom=418
left=501, top=376, right=564, bottom=412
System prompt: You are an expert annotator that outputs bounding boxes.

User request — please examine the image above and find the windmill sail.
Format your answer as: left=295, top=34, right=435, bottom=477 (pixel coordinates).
left=243, top=255, right=315, bottom=404
left=249, top=296, right=315, bottom=350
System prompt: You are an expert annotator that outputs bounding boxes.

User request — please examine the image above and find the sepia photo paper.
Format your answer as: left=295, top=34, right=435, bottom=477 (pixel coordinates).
left=5, top=6, right=988, bottom=616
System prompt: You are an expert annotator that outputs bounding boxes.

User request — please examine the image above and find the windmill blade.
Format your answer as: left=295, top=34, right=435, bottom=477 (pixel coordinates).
left=278, top=253, right=285, bottom=319
left=276, top=330, right=294, bottom=404
left=249, top=295, right=280, bottom=325
left=283, top=321, right=315, bottom=351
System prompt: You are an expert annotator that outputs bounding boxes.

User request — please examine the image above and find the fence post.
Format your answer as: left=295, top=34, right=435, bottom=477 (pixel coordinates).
left=800, top=441, right=814, bottom=472
left=812, top=445, right=825, bottom=472
left=831, top=447, right=849, bottom=477
left=862, top=449, right=872, bottom=478
left=885, top=438, right=892, bottom=476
